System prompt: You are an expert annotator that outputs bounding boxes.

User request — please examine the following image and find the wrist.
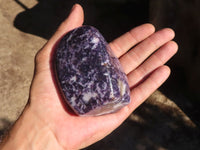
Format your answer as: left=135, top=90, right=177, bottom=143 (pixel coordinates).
left=0, top=104, right=63, bottom=150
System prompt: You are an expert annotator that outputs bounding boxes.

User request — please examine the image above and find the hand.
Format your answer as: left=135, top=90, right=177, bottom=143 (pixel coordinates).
left=0, top=4, right=178, bottom=150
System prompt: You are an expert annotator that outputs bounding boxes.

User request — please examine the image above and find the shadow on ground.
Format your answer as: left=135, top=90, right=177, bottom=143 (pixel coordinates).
left=85, top=99, right=200, bottom=150
left=150, top=0, right=200, bottom=128
left=13, top=0, right=149, bottom=40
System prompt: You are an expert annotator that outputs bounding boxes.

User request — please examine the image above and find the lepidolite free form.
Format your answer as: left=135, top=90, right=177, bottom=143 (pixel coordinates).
left=54, top=26, right=130, bottom=116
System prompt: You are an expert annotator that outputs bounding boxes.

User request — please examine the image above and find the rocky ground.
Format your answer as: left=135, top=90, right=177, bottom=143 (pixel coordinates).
left=0, top=0, right=199, bottom=149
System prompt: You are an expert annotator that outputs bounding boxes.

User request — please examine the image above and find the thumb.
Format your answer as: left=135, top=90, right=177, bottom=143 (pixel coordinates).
left=35, top=4, right=84, bottom=71
left=47, top=4, right=84, bottom=49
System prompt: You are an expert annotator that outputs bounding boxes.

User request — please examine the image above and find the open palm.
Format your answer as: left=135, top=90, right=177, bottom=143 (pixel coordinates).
left=28, top=4, right=178, bottom=150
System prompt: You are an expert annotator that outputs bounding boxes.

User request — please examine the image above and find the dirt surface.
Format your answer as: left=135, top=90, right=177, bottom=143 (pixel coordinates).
left=0, top=0, right=46, bottom=132
left=0, top=0, right=200, bottom=149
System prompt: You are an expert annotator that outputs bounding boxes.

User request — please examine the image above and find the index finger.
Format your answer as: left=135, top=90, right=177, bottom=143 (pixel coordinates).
left=109, top=24, right=155, bottom=58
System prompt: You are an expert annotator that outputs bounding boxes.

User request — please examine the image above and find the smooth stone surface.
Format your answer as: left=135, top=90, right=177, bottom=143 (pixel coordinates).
left=54, top=26, right=130, bottom=116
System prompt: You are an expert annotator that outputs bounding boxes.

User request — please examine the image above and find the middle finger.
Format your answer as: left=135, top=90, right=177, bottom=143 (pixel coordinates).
left=120, top=28, right=175, bottom=74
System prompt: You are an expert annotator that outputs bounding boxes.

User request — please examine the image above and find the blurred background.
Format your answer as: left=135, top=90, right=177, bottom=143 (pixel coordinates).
left=0, top=0, right=200, bottom=149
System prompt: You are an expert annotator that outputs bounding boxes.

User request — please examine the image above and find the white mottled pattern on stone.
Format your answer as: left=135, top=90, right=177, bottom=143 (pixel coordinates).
left=54, top=26, right=130, bottom=116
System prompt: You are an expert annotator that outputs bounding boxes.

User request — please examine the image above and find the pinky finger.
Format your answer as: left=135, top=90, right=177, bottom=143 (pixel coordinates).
left=126, top=65, right=171, bottom=113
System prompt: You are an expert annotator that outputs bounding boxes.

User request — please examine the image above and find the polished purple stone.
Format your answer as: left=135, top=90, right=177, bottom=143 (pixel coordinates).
left=54, top=26, right=130, bottom=116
